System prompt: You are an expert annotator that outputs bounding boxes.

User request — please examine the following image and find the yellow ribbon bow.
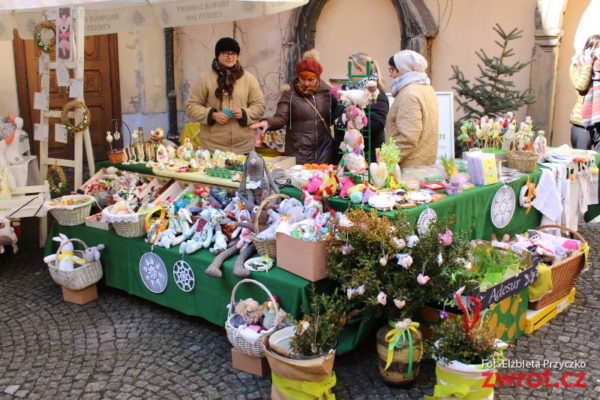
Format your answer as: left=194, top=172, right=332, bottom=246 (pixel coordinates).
left=383, top=321, right=422, bottom=376
left=58, top=251, right=85, bottom=264
left=272, top=371, right=336, bottom=400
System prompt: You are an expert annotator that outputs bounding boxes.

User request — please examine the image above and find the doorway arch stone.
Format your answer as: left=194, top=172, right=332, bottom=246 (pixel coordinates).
left=284, top=0, right=438, bottom=81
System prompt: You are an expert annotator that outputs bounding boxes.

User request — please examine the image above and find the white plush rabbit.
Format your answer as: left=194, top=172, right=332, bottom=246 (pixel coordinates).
left=42, top=233, right=84, bottom=271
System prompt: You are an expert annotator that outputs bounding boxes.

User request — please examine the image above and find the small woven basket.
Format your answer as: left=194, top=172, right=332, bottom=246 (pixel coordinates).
left=110, top=208, right=150, bottom=238
left=529, top=225, right=586, bottom=310
left=506, top=150, right=538, bottom=173
left=107, top=149, right=125, bottom=164
left=48, top=195, right=94, bottom=226
left=225, top=278, right=279, bottom=358
left=48, top=238, right=103, bottom=290
left=252, top=193, right=289, bottom=258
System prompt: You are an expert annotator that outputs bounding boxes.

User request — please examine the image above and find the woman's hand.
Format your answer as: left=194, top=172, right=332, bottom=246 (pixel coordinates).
left=249, top=120, right=269, bottom=134
left=212, top=111, right=231, bottom=125
left=231, top=108, right=243, bottom=119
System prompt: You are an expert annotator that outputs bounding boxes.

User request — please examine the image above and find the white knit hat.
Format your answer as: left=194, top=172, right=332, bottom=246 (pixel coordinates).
left=392, top=50, right=428, bottom=74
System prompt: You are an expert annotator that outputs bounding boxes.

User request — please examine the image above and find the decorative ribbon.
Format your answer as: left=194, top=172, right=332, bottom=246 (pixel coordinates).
left=581, top=242, right=590, bottom=270
left=57, top=251, right=85, bottom=264
left=424, top=364, right=495, bottom=400
left=383, top=320, right=422, bottom=377
left=271, top=371, right=336, bottom=400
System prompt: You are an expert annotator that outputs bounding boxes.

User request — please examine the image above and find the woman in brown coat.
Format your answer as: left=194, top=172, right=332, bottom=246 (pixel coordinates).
left=250, top=51, right=337, bottom=165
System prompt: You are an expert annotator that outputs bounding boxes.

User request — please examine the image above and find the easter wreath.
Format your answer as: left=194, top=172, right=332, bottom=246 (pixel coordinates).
left=61, top=100, right=90, bottom=134
left=33, top=21, right=56, bottom=53
left=47, top=164, right=68, bottom=197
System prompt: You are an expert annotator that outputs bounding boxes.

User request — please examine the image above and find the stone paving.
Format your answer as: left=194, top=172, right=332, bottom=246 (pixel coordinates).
left=1, top=218, right=599, bottom=399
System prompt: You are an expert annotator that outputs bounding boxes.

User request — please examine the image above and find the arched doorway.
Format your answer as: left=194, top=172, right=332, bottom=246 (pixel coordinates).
left=284, top=0, right=438, bottom=82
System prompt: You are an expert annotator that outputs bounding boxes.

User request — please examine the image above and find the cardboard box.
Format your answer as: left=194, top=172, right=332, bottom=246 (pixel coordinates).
left=231, top=347, right=269, bottom=377
left=61, top=285, right=98, bottom=305
left=266, top=156, right=296, bottom=170
left=276, top=233, right=328, bottom=282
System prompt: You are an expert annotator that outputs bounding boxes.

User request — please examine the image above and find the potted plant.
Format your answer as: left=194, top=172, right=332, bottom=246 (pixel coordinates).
left=427, top=291, right=507, bottom=400
left=326, top=209, right=478, bottom=385
left=262, top=289, right=348, bottom=400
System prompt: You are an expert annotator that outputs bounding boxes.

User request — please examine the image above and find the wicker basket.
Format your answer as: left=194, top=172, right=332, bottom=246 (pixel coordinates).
left=529, top=225, right=586, bottom=310
left=107, top=149, right=125, bottom=164
left=225, top=278, right=279, bottom=358
left=48, top=238, right=103, bottom=290
left=252, top=193, right=289, bottom=258
left=47, top=195, right=94, bottom=226
left=506, top=150, right=538, bottom=173
left=110, top=209, right=150, bottom=238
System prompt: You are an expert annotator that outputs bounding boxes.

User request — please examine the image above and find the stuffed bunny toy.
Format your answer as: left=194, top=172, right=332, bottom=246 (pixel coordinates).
left=43, top=233, right=84, bottom=271
left=83, top=244, right=105, bottom=262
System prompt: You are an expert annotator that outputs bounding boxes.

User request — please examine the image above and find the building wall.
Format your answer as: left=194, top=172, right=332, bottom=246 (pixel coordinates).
left=1, top=0, right=596, bottom=149
left=0, top=41, right=19, bottom=115
left=314, top=0, right=401, bottom=91
left=423, top=0, right=536, bottom=123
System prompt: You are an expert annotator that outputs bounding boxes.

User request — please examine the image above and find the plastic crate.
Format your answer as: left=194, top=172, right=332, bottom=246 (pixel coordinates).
left=524, top=288, right=576, bottom=334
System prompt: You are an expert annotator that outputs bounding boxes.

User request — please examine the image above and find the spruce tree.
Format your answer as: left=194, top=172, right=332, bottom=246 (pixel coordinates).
left=450, top=24, right=535, bottom=122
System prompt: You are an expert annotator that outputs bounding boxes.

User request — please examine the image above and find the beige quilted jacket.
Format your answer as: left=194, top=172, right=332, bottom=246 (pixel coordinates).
left=385, top=84, right=439, bottom=168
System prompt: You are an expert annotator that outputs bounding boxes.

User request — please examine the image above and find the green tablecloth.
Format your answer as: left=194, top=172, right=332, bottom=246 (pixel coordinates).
left=78, top=162, right=554, bottom=354
left=45, top=223, right=374, bottom=355
left=281, top=169, right=544, bottom=241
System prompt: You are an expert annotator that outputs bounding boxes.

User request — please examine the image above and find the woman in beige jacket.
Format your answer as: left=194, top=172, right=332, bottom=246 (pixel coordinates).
left=385, top=50, right=438, bottom=167
left=185, top=37, right=265, bottom=154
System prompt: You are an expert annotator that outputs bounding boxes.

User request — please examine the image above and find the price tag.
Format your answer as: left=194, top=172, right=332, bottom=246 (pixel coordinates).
left=33, top=92, right=49, bottom=111
left=69, top=79, right=83, bottom=99
left=55, top=123, right=68, bottom=143
left=34, top=123, right=49, bottom=141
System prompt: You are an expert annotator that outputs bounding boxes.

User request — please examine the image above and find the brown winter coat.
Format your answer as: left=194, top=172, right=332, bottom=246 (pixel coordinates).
left=264, top=80, right=337, bottom=165
left=385, top=83, right=439, bottom=168
left=185, top=69, right=265, bottom=154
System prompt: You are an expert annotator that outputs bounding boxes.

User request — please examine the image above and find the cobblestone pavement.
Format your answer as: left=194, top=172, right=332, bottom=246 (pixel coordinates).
left=1, top=219, right=599, bottom=400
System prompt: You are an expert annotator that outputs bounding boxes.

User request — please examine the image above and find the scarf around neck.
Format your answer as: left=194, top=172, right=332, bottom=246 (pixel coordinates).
left=391, top=71, right=430, bottom=96
left=212, top=58, right=244, bottom=103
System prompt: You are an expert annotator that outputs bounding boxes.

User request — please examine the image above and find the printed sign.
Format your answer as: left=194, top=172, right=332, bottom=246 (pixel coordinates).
left=468, top=264, right=538, bottom=309
left=56, top=7, right=73, bottom=61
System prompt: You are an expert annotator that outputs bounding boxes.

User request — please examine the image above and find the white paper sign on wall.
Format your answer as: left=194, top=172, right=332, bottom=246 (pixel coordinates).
left=386, top=91, right=455, bottom=161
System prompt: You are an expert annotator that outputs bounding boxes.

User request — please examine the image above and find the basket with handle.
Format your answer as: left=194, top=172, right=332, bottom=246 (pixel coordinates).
left=529, top=225, right=586, bottom=310
left=506, top=150, right=538, bottom=173
left=46, top=195, right=94, bottom=226
left=252, top=193, right=290, bottom=258
left=225, top=278, right=280, bottom=358
left=48, top=238, right=103, bottom=290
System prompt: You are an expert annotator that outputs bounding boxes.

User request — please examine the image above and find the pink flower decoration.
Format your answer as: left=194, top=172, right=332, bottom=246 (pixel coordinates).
left=417, top=273, right=430, bottom=285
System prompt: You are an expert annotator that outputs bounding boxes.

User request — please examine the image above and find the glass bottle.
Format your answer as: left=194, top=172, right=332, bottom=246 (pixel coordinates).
left=533, top=130, right=547, bottom=162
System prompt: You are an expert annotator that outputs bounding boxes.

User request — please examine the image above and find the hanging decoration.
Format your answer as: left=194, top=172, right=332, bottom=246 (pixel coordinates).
left=417, top=208, right=437, bottom=236
left=46, top=164, right=68, bottom=197
left=491, top=185, right=516, bottom=228
left=172, top=260, right=195, bottom=293
left=33, top=21, right=56, bottom=53
left=139, top=252, right=168, bottom=293
left=61, top=100, right=90, bottom=134
left=518, top=176, right=536, bottom=214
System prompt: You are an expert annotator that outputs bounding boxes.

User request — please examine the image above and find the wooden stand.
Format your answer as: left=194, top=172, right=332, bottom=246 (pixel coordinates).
left=38, top=7, right=94, bottom=191
left=61, top=284, right=98, bottom=305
